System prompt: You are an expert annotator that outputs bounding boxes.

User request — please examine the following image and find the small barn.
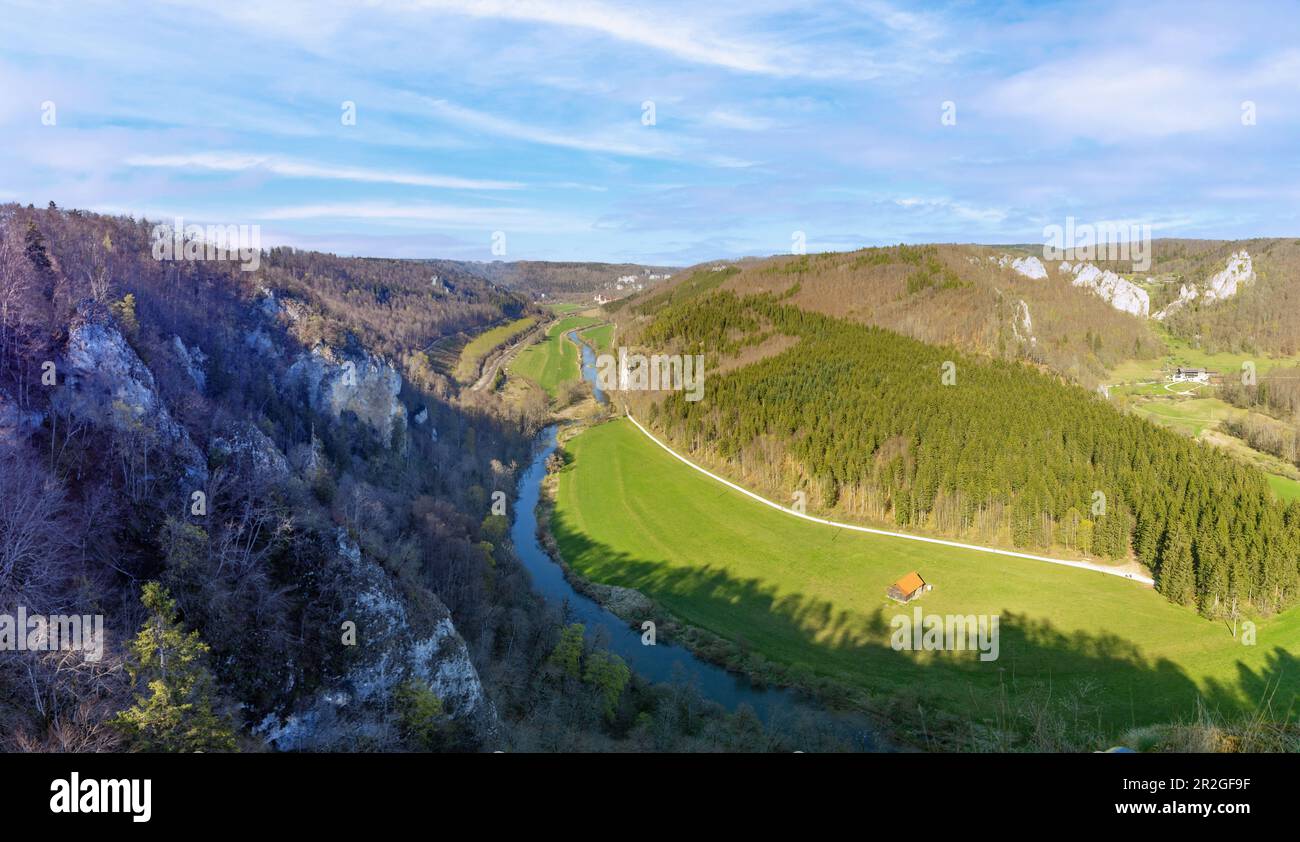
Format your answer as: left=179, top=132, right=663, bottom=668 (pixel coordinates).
left=887, top=571, right=929, bottom=603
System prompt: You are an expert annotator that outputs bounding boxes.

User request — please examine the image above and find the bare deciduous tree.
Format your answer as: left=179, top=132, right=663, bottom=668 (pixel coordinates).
left=0, top=446, right=76, bottom=608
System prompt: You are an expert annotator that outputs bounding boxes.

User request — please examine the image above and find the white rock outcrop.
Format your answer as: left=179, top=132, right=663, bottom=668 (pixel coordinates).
left=1203, top=251, right=1254, bottom=302
left=1064, top=263, right=1150, bottom=318
left=286, top=346, right=408, bottom=447
left=1153, top=251, right=1254, bottom=320
left=172, top=335, right=207, bottom=392
left=210, top=422, right=290, bottom=485
left=1012, top=299, right=1035, bottom=344
left=1153, top=283, right=1199, bottom=321
left=1013, top=255, right=1048, bottom=279
left=257, top=529, right=495, bottom=751
left=56, top=301, right=207, bottom=491
left=993, top=254, right=1048, bottom=280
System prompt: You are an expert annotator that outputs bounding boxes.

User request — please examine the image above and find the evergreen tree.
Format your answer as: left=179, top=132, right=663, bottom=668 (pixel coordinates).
left=1157, top=526, right=1196, bottom=606
left=23, top=220, right=54, bottom=298
left=394, top=679, right=448, bottom=750
left=112, top=582, right=237, bottom=752
left=637, top=290, right=1300, bottom=613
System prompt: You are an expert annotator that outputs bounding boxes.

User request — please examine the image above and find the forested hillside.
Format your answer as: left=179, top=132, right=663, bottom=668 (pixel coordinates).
left=428, top=258, right=675, bottom=300
left=632, top=291, right=1300, bottom=616
left=618, top=245, right=1165, bottom=388
left=0, top=203, right=860, bottom=753
left=1220, top=362, right=1300, bottom=469
left=0, top=203, right=552, bottom=750
left=1155, top=238, right=1300, bottom=356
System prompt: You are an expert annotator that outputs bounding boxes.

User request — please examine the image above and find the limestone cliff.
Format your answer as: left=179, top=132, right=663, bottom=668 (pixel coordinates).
left=54, top=300, right=208, bottom=494
left=255, top=529, right=496, bottom=751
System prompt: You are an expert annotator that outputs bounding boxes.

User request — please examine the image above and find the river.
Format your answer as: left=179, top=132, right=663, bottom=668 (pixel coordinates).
left=511, top=424, right=809, bottom=722
left=506, top=331, right=877, bottom=745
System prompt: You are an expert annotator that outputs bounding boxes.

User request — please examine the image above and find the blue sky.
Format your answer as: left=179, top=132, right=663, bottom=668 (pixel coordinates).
left=2, top=0, right=1300, bottom=264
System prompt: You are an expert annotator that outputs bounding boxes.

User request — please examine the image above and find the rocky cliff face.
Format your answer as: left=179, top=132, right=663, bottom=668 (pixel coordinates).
left=1061, top=262, right=1150, bottom=318
left=1153, top=282, right=1200, bottom=321
left=210, top=421, right=290, bottom=485
left=172, top=335, right=208, bottom=392
left=54, top=300, right=208, bottom=493
left=286, top=345, right=408, bottom=448
left=1012, top=299, right=1035, bottom=345
left=50, top=293, right=492, bottom=752
left=995, top=254, right=1048, bottom=280
left=1203, top=250, right=1254, bottom=301
left=1152, top=250, right=1254, bottom=321
left=255, top=529, right=495, bottom=751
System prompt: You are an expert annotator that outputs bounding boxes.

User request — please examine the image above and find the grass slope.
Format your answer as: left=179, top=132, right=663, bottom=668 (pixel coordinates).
left=1110, top=324, right=1300, bottom=502
left=1267, top=473, right=1300, bottom=503
left=579, top=323, right=615, bottom=353
left=553, top=419, right=1300, bottom=732
left=509, top=315, right=601, bottom=396
left=455, top=316, right=536, bottom=382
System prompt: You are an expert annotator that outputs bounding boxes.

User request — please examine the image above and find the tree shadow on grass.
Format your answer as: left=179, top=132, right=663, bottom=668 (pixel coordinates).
left=550, top=505, right=1299, bottom=746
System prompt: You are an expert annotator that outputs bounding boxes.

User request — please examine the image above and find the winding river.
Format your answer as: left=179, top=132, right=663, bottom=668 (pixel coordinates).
left=511, top=424, right=808, bottom=722
left=507, top=329, right=878, bottom=747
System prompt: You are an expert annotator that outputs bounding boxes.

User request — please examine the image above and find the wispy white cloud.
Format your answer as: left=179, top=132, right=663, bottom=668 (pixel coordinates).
left=894, top=197, right=1009, bottom=225
left=707, top=109, right=777, bottom=132
left=983, top=43, right=1300, bottom=141
left=5, top=0, right=1298, bottom=261
left=422, top=97, right=676, bottom=158
left=406, top=0, right=816, bottom=77
left=256, top=201, right=592, bottom=232
left=124, top=152, right=522, bottom=190
left=985, top=57, right=1230, bottom=139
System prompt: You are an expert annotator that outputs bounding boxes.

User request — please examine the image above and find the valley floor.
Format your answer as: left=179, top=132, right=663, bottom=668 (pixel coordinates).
left=1107, top=328, right=1300, bottom=502
left=552, top=418, right=1300, bottom=737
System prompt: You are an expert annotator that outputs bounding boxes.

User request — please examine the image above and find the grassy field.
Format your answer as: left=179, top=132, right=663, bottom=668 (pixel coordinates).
left=509, top=315, right=602, bottom=396
left=1109, top=324, right=1300, bottom=384
left=1267, top=473, right=1300, bottom=502
left=1118, top=394, right=1300, bottom=500
left=1108, top=327, right=1300, bottom=502
left=455, top=316, right=536, bottom=382
left=1131, top=396, right=1243, bottom=437
left=552, top=418, right=1300, bottom=734
left=546, top=301, right=588, bottom=314
left=579, top=323, right=615, bottom=353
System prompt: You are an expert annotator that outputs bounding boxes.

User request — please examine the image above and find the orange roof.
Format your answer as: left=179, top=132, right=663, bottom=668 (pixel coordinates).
left=891, top=571, right=925, bottom=594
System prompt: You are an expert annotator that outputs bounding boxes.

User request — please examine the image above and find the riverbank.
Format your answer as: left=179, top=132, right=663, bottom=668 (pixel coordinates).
left=509, top=422, right=882, bottom=739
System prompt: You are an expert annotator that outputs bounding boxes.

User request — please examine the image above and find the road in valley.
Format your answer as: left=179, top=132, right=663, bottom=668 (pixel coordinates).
left=469, top=320, right=548, bottom=391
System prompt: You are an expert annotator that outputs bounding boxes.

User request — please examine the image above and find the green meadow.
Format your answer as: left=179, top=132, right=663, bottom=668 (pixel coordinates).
left=552, top=419, right=1300, bottom=733
left=1109, top=327, right=1300, bottom=503
left=1267, top=473, right=1300, bottom=503
left=455, top=316, right=536, bottom=382
left=1109, top=324, right=1300, bottom=384
left=509, top=315, right=602, bottom=396
left=579, top=323, right=615, bottom=353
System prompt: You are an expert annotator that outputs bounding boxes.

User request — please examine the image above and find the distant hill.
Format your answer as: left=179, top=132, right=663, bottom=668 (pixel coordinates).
left=617, top=245, right=1165, bottom=387
left=425, top=259, right=677, bottom=302
left=617, top=238, right=1300, bottom=386
left=1148, top=238, right=1300, bottom=356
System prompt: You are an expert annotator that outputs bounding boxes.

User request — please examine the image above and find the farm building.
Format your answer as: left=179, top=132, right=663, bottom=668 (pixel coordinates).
left=886, top=571, right=929, bottom=603
left=1170, top=367, right=1214, bottom=384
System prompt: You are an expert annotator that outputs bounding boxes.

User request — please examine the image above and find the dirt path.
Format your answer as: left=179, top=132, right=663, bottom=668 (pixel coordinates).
left=624, top=412, right=1156, bottom=586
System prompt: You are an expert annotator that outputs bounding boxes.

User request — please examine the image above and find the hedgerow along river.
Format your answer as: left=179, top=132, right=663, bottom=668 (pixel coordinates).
left=504, top=331, right=879, bottom=745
